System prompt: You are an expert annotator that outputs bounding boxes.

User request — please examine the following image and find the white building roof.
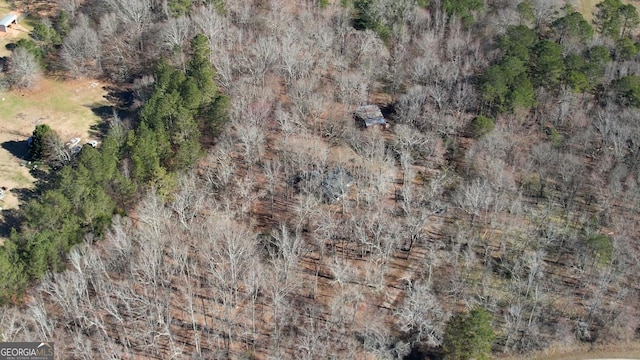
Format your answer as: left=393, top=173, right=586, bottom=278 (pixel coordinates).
left=0, top=13, right=18, bottom=26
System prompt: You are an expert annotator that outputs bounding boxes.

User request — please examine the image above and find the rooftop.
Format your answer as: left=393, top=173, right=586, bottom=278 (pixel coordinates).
left=354, top=105, right=386, bottom=127
left=321, top=167, right=353, bottom=201
left=0, top=13, right=18, bottom=26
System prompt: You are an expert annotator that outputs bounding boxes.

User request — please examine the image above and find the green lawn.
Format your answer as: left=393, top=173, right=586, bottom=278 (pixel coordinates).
left=0, top=77, right=108, bottom=210
left=1, top=79, right=105, bottom=123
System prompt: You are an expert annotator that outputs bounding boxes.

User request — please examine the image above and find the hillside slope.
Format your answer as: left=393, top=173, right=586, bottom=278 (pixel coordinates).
left=2, top=0, right=640, bottom=359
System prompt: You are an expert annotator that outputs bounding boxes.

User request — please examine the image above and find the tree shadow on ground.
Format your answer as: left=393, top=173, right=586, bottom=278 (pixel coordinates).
left=8, top=187, right=38, bottom=204
left=0, top=56, right=9, bottom=72
left=104, top=86, right=135, bottom=108
left=404, top=346, right=443, bottom=360
left=1, top=140, right=30, bottom=159
left=87, top=85, right=137, bottom=139
left=0, top=208, right=23, bottom=238
left=1, top=140, right=53, bottom=184
left=87, top=103, right=115, bottom=139
left=87, top=105, right=137, bottom=139
left=28, top=165, right=52, bottom=183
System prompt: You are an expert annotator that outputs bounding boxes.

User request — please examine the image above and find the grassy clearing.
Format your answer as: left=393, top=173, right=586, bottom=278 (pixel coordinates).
left=1, top=78, right=107, bottom=134
left=578, top=0, right=597, bottom=21
left=8, top=170, right=31, bottom=185
left=0, top=77, right=108, bottom=210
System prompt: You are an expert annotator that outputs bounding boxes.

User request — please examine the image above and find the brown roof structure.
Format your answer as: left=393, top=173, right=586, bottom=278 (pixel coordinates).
left=354, top=105, right=387, bottom=128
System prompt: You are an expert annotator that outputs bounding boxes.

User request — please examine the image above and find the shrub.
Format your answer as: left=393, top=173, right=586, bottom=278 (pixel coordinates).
left=565, top=70, right=590, bottom=93
left=349, top=0, right=391, bottom=42
left=614, top=75, right=640, bottom=107
left=443, top=307, right=494, bottom=360
left=30, top=124, right=61, bottom=161
left=548, top=127, right=563, bottom=147
left=522, top=173, right=544, bottom=197
left=442, top=0, right=483, bottom=26
left=8, top=47, right=41, bottom=89
left=585, top=233, right=614, bottom=266
left=471, top=116, right=495, bottom=138
left=616, top=37, right=639, bottom=60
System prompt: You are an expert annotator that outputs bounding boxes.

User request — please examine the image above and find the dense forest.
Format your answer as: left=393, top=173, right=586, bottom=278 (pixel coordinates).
left=2, top=0, right=640, bottom=358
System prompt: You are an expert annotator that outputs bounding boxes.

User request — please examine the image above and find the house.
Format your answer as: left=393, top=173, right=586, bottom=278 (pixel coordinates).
left=0, top=13, right=18, bottom=32
left=354, top=104, right=387, bottom=129
left=290, top=167, right=354, bottom=202
left=321, top=167, right=353, bottom=202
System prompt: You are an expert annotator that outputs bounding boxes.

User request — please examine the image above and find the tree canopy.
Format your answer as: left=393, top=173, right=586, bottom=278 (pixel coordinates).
left=552, top=9, right=594, bottom=43
left=443, top=308, right=495, bottom=360
left=0, top=33, right=228, bottom=303
left=595, top=0, right=639, bottom=39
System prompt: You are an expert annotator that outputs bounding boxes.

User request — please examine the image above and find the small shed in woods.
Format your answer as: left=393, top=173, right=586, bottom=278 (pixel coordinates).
left=321, top=167, right=354, bottom=202
left=354, top=104, right=387, bottom=129
left=0, top=13, right=18, bottom=32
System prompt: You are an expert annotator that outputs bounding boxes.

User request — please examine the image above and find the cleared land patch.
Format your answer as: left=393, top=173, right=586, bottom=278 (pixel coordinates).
left=0, top=77, right=108, bottom=210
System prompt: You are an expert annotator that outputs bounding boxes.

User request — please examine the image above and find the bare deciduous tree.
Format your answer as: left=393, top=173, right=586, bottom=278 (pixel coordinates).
left=61, top=15, right=102, bottom=77
left=161, top=15, right=192, bottom=53
left=8, top=47, right=41, bottom=89
left=192, top=5, right=225, bottom=53
left=105, top=0, right=151, bottom=27
left=171, top=172, right=205, bottom=229
left=59, top=0, right=81, bottom=18
left=456, top=179, right=494, bottom=224
left=336, top=71, right=369, bottom=108
left=396, top=281, right=448, bottom=347
left=235, top=123, right=266, bottom=169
